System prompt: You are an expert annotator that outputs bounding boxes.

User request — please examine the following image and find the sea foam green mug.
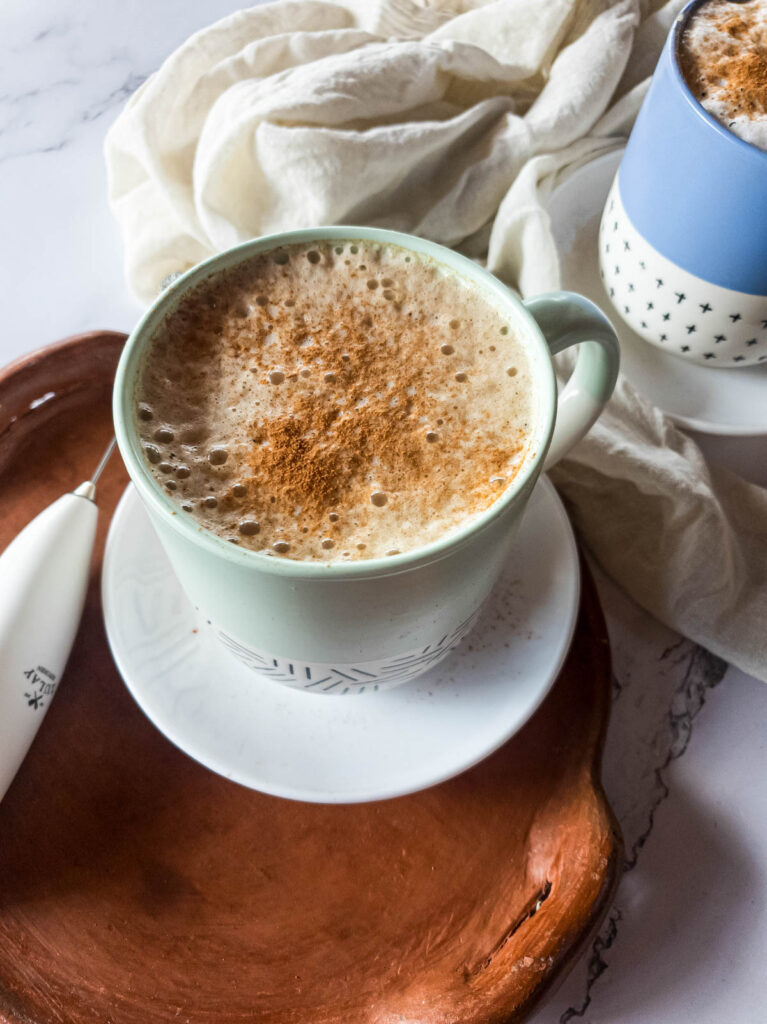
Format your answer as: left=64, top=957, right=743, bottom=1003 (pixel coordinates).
left=113, top=227, right=619, bottom=695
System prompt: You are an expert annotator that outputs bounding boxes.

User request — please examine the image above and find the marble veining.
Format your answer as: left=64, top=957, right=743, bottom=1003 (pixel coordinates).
left=561, top=908, right=622, bottom=1023
left=621, top=641, right=727, bottom=871
left=555, top=602, right=728, bottom=1022
left=0, top=57, right=147, bottom=166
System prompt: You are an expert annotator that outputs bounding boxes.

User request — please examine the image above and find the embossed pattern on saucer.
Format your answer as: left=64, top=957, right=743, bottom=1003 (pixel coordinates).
left=102, top=477, right=580, bottom=803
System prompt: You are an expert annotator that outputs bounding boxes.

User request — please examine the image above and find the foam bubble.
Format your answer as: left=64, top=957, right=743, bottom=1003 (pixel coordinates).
left=209, top=447, right=229, bottom=465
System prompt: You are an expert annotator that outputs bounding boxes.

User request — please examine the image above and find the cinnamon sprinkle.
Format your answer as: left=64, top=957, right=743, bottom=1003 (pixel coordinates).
left=237, top=296, right=512, bottom=528
left=681, top=1, right=767, bottom=120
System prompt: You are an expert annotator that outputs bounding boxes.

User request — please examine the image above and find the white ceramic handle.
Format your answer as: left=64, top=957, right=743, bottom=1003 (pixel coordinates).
left=0, top=492, right=97, bottom=801
left=524, top=291, right=620, bottom=469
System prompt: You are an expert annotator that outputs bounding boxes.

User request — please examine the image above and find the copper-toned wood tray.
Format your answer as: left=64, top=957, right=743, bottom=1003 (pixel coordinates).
left=0, top=333, right=622, bottom=1024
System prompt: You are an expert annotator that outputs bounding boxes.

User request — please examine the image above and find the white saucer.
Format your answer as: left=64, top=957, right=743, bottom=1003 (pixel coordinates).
left=548, top=148, right=767, bottom=437
left=102, top=478, right=580, bottom=804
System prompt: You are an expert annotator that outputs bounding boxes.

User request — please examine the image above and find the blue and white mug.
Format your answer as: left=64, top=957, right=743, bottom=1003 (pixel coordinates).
left=599, top=0, right=767, bottom=368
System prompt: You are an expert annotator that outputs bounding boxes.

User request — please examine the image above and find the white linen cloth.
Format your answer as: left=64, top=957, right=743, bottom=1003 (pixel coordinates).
left=105, top=0, right=767, bottom=682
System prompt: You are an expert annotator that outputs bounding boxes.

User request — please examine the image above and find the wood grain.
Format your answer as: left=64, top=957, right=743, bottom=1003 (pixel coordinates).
left=0, top=333, right=622, bottom=1024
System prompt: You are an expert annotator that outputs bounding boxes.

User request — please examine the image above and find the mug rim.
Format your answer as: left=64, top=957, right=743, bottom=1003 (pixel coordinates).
left=113, top=227, right=557, bottom=580
left=671, top=0, right=767, bottom=166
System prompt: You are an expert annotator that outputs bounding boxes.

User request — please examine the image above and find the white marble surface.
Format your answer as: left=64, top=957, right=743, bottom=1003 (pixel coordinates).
left=1, top=2, right=765, bottom=1021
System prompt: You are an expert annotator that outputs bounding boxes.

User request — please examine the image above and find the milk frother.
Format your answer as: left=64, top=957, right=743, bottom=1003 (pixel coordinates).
left=0, top=438, right=116, bottom=802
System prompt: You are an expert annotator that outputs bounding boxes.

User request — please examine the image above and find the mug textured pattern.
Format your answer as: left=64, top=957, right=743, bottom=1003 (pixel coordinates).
left=600, top=176, right=767, bottom=366
left=216, top=607, right=481, bottom=693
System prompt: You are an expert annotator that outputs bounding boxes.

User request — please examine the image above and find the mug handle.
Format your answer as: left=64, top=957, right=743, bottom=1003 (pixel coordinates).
left=524, top=291, right=620, bottom=469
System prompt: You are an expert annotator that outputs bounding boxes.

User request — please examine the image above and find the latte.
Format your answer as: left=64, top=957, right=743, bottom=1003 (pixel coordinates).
left=135, top=240, right=534, bottom=561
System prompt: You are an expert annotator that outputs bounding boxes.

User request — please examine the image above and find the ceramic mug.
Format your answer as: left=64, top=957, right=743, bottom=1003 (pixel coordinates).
left=599, top=0, right=767, bottom=367
left=113, top=227, right=619, bottom=695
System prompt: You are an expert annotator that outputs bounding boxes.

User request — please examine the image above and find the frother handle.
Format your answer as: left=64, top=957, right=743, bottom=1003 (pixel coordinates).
left=524, top=291, right=620, bottom=469
left=0, top=493, right=97, bottom=802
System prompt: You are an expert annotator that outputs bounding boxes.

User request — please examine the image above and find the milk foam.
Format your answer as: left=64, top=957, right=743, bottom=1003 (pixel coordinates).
left=136, top=241, right=535, bottom=561
left=681, top=0, right=767, bottom=150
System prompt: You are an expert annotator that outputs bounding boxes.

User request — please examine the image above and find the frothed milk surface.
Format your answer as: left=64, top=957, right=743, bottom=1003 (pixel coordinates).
left=135, top=241, right=534, bottom=561
left=680, top=0, right=767, bottom=150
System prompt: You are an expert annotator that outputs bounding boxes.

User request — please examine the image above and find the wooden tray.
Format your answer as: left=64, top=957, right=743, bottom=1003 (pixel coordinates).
left=0, top=333, right=622, bottom=1024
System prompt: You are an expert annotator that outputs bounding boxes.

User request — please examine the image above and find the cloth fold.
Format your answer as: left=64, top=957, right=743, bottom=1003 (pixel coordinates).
left=105, top=0, right=767, bottom=681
